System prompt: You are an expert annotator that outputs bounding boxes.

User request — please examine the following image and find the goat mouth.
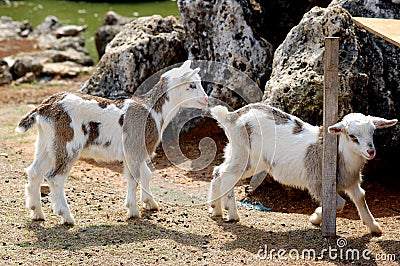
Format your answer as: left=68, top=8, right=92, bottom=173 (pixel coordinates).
left=197, top=100, right=208, bottom=108
left=362, top=153, right=375, bottom=160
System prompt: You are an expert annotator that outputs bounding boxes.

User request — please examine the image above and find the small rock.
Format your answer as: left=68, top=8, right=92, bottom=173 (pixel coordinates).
left=14, top=72, right=35, bottom=85
left=0, top=59, right=12, bottom=85
left=55, top=25, right=87, bottom=38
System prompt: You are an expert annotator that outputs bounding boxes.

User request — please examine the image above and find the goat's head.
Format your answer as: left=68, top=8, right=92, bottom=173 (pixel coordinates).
left=328, top=113, right=397, bottom=160
left=161, top=60, right=208, bottom=109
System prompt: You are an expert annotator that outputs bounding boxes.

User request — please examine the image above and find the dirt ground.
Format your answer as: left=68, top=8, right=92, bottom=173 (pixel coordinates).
left=0, top=39, right=399, bottom=265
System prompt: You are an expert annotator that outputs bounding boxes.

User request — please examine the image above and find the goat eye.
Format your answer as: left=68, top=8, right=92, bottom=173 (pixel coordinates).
left=189, top=83, right=196, bottom=90
left=349, top=134, right=359, bottom=143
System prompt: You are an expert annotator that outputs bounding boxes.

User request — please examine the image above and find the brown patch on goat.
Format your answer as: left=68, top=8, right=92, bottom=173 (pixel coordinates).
left=292, top=118, right=304, bottom=134
left=17, top=109, right=37, bottom=132
left=237, top=103, right=291, bottom=125
left=82, top=124, right=88, bottom=135
left=77, top=92, right=126, bottom=109
left=244, top=122, right=252, bottom=149
left=119, top=114, right=124, bottom=126
left=250, top=104, right=290, bottom=125
left=35, top=92, right=75, bottom=177
left=98, top=98, right=126, bottom=109
left=149, top=77, right=169, bottom=115
left=85, top=122, right=101, bottom=147
left=337, top=151, right=363, bottom=191
left=104, top=140, right=112, bottom=147
left=228, top=112, right=240, bottom=122
left=270, top=108, right=291, bottom=125
left=303, top=127, right=323, bottom=202
left=122, top=102, right=160, bottom=161
left=145, top=115, right=159, bottom=154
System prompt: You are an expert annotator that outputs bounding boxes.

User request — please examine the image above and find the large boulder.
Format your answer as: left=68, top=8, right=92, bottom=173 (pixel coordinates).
left=178, top=0, right=274, bottom=108
left=263, top=3, right=400, bottom=181
left=0, top=58, right=12, bottom=85
left=264, top=6, right=372, bottom=123
left=94, top=11, right=133, bottom=59
left=255, top=0, right=332, bottom=48
left=330, top=0, right=400, bottom=181
left=9, top=56, right=43, bottom=79
left=328, top=0, right=400, bottom=118
left=80, top=15, right=186, bottom=98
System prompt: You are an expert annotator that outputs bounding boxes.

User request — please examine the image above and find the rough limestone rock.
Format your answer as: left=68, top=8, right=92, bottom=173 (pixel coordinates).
left=1, top=16, right=93, bottom=83
left=329, top=0, right=400, bottom=181
left=331, top=0, right=400, bottom=17
left=0, top=58, right=12, bottom=85
left=42, top=61, right=93, bottom=77
left=30, top=16, right=62, bottom=38
left=39, top=36, right=89, bottom=55
left=15, top=71, right=35, bottom=85
left=0, top=16, right=33, bottom=40
left=264, top=6, right=369, bottom=123
left=255, top=0, right=332, bottom=48
left=6, top=49, right=93, bottom=68
left=329, top=0, right=400, bottom=117
left=263, top=4, right=400, bottom=181
left=30, top=16, right=90, bottom=56
left=80, top=15, right=186, bottom=98
left=95, top=11, right=133, bottom=59
left=55, top=25, right=87, bottom=38
left=178, top=0, right=273, bottom=108
left=9, top=56, right=42, bottom=79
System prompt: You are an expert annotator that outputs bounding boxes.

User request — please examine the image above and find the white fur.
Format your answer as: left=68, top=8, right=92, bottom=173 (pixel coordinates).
left=209, top=103, right=397, bottom=235
left=62, top=94, right=132, bottom=162
left=18, top=60, right=208, bottom=225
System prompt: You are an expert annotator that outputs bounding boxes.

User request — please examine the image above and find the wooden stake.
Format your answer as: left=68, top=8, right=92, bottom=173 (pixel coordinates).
left=322, top=37, right=339, bottom=237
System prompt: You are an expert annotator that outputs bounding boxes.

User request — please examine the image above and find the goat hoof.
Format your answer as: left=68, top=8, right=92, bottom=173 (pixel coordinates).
left=30, top=211, right=45, bottom=221
left=127, top=208, right=140, bottom=218
left=226, top=217, right=240, bottom=223
left=227, top=213, right=240, bottom=222
left=370, top=222, right=383, bottom=236
left=309, top=213, right=322, bottom=226
left=144, top=202, right=159, bottom=211
left=61, top=217, right=75, bottom=226
left=211, top=208, right=223, bottom=217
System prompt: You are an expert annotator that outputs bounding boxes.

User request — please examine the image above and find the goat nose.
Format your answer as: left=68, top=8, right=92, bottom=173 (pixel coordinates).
left=367, top=149, right=375, bottom=157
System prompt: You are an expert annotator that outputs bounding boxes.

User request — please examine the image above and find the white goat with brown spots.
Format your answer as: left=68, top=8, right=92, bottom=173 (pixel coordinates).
left=209, top=103, right=397, bottom=234
left=16, top=60, right=208, bottom=225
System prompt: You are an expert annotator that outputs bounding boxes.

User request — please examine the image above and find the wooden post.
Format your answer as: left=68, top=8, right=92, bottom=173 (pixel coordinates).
left=322, top=37, right=339, bottom=237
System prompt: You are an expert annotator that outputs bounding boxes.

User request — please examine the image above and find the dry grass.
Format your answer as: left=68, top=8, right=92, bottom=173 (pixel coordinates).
left=0, top=79, right=399, bottom=265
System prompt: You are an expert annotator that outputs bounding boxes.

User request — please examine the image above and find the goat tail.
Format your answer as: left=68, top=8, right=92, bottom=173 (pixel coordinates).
left=15, top=109, right=37, bottom=134
left=210, top=105, right=231, bottom=128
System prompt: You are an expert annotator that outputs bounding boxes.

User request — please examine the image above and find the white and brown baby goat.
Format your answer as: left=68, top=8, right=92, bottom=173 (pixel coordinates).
left=209, top=103, right=397, bottom=234
left=16, top=60, right=208, bottom=225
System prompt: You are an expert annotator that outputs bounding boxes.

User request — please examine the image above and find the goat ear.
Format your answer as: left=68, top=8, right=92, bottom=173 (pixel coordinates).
left=370, top=116, right=398, bottom=129
left=328, top=122, right=345, bottom=134
left=179, top=68, right=200, bottom=81
left=192, top=67, right=200, bottom=75
left=180, top=60, right=192, bottom=70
